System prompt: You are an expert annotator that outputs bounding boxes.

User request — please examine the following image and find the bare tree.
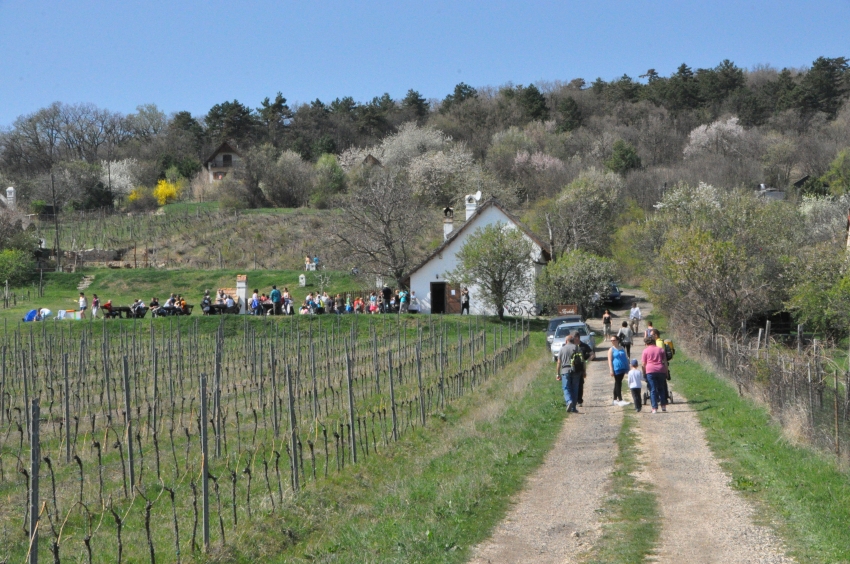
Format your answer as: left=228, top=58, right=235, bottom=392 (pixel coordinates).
left=330, top=170, right=432, bottom=285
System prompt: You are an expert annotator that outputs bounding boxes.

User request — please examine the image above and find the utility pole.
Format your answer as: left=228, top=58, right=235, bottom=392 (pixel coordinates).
left=51, top=172, right=61, bottom=272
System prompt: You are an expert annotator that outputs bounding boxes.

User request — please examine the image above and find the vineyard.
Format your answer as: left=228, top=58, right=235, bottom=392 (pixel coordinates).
left=0, top=313, right=529, bottom=563
left=41, top=207, right=333, bottom=271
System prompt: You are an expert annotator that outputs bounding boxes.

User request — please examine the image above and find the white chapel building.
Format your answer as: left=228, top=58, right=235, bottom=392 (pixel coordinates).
left=404, top=194, right=550, bottom=317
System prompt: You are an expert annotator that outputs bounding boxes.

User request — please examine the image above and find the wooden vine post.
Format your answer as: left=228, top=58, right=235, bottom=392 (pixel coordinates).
left=345, top=348, right=358, bottom=463
left=199, top=373, right=210, bottom=552
left=122, top=356, right=135, bottom=489
left=29, top=398, right=40, bottom=564
left=286, top=365, right=299, bottom=492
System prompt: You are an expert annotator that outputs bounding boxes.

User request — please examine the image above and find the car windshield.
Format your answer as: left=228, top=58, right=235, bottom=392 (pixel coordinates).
left=555, top=325, right=587, bottom=338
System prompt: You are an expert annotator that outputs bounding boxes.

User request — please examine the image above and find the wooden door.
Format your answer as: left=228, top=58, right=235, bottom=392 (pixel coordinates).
left=446, top=284, right=461, bottom=314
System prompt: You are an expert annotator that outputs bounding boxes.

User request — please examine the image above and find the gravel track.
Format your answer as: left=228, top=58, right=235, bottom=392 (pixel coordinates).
left=469, top=336, right=622, bottom=563
left=636, top=383, right=795, bottom=563
left=468, top=293, right=795, bottom=563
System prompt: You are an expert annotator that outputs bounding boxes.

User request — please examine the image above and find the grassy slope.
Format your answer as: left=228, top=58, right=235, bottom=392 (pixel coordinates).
left=212, top=333, right=564, bottom=563
left=673, top=354, right=850, bottom=563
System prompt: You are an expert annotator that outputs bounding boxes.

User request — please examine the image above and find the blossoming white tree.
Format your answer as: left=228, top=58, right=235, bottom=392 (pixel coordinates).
left=683, top=117, right=745, bottom=159
left=99, top=158, right=139, bottom=197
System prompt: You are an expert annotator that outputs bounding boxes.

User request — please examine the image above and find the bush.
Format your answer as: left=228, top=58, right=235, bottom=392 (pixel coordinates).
left=126, top=187, right=159, bottom=212
left=152, top=179, right=183, bottom=206
left=0, top=249, right=35, bottom=287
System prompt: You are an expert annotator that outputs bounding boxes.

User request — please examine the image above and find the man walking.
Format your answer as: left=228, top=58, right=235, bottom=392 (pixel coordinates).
left=461, top=287, right=470, bottom=314
left=573, top=331, right=594, bottom=407
left=556, top=334, right=582, bottom=413
left=629, top=302, right=642, bottom=334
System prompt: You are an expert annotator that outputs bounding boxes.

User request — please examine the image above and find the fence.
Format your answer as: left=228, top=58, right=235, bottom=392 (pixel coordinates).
left=702, top=328, right=849, bottom=463
left=0, top=313, right=529, bottom=562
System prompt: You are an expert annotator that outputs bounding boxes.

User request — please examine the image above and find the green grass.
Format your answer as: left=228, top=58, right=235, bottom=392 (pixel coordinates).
left=586, top=412, right=660, bottom=564
left=210, top=333, right=565, bottom=562
left=673, top=353, right=850, bottom=563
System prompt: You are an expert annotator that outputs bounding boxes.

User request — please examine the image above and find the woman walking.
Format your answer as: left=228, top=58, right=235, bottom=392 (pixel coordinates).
left=602, top=309, right=612, bottom=337
left=616, top=321, right=633, bottom=358
left=607, top=335, right=629, bottom=404
left=641, top=336, right=669, bottom=414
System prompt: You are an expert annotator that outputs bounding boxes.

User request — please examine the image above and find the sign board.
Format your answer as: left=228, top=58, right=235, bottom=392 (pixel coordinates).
left=298, top=274, right=307, bottom=287
left=557, top=304, right=579, bottom=315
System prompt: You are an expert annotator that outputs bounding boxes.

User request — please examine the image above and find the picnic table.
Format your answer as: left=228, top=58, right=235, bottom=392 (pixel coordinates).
left=207, top=303, right=239, bottom=315
left=152, top=305, right=193, bottom=317
left=107, top=306, right=149, bottom=319
left=107, top=306, right=131, bottom=319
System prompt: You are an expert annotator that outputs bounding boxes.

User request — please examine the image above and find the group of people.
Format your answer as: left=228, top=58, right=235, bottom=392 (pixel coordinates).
left=605, top=323, right=672, bottom=414
left=74, top=292, right=189, bottom=319
left=559, top=301, right=673, bottom=415
left=195, top=285, right=424, bottom=316
left=296, top=287, right=420, bottom=315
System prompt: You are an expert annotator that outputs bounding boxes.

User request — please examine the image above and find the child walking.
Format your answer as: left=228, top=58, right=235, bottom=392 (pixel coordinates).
left=628, top=358, right=643, bottom=412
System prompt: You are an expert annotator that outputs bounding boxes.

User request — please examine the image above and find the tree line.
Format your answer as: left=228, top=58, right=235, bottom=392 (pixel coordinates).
left=1, top=56, right=848, bottom=213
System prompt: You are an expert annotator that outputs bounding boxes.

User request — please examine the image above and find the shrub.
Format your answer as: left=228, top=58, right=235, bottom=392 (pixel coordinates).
left=153, top=179, right=182, bottom=206
left=0, top=249, right=36, bottom=287
left=126, top=187, right=159, bottom=212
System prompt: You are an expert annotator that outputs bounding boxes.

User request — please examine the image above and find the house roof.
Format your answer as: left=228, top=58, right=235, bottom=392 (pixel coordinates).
left=203, top=141, right=242, bottom=165
left=404, top=198, right=551, bottom=281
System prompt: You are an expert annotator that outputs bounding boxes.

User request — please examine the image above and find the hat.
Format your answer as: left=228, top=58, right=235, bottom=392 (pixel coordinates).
left=630, top=358, right=639, bottom=366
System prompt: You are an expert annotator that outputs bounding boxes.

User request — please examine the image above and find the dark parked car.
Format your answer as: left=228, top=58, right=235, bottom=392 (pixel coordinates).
left=605, top=283, right=622, bottom=305
left=546, top=314, right=582, bottom=345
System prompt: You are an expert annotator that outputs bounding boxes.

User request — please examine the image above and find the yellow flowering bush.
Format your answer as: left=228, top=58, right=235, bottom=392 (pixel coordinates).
left=127, top=187, right=146, bottom=202
left=153, top=179, right=182, bottom=206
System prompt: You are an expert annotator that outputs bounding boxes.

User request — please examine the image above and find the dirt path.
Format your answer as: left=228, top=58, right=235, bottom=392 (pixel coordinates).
left=636, top=389, right=794, bottom=563
left=468, top=346, right=622, bottom=564
left=469, top=293, right=794, bottom=563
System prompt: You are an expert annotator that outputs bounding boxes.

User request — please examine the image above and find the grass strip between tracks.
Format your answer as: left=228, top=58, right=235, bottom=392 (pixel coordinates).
left=585, top=411, right=660, bottom=564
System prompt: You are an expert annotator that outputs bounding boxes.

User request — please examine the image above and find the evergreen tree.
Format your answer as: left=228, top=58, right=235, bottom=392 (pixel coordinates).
left=557, top=96, right=583, bottom=132
left=605, top=140, right=642, bottom=175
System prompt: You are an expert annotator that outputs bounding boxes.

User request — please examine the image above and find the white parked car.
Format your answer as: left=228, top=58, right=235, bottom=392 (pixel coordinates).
left=550, top=322, right=595, bottom=362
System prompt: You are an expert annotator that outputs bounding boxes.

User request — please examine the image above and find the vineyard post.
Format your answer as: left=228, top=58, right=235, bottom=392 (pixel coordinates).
left=63, top=353, right=70, bottom=463
left=270, top=348, right=279, bottom=437
left=286, top=366, right=299, bottom=492
left=199, top=373, right=210, bottom=552
left=29, top=398, right=40, bottom=564
left=153, top=350, right=158, bottom=437
left=416, top=346, right=425, bottom=426
left=311, top=342, right=319, bottom=419
left=765, top=321, right=771, bottom=362
left=0, top=345, right=5, bottom=424
left=388, top=350, right=398, bottom=441
left=122, top=356, right=135, bottom=489
left=215, top=338, right=222, bottom=455
left=797, top=324, right=803, bottom=354
left=23, top=352, right=30, bottom=433
left=345, top=349, right=358, bottom=463
left=835, top=370, right=840, bottom=459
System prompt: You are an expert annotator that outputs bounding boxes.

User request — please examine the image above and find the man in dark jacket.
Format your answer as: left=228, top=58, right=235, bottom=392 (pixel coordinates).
left=574, top=331, right=595, bottom=407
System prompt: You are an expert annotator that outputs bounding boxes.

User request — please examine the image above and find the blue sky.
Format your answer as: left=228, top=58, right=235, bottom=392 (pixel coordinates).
left=1, top=0, right=848, bottom=126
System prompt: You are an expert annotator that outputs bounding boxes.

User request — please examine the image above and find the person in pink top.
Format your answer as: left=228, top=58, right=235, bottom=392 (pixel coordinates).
left=641, top=336, right=669, bottom=413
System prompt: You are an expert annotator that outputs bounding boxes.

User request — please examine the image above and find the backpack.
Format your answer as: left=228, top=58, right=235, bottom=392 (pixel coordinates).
left=617, top=328, right=630, bottom=345
left=570, top=348, right=585, bottom=373
left=663, top=340, right=675, bottom=361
